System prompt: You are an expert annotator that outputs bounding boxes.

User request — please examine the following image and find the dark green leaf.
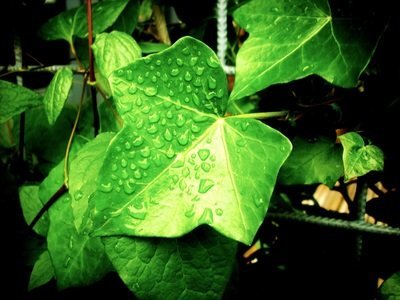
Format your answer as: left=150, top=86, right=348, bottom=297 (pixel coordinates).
left=69, top=133, right=115, bottom=231
left=139, top=42, right=170, bottom=54
left=44, top=68, right=73, bottom=125
left=108, top=0, right=140, bottom=34
left=19, top=185, right=49, bottom=236
left=378, top=272, right=400, bottom=300
left=89, top=36, right=292, bottom=245
left=0, top=80, right=42, bottom=123
left=99, top=101, right=122, bottom=133
left=278, top=136, right=343, bottom=188
left=93, top=31, right=142, bottom=79
left=0, top=120, right=15, bottom=148
left=103, top=227, right=237, bottom=299
left=28, top=250, right=54, bottom=291
left=230, top=0, right=384, bottom=100
left=339, top=132, right=384, bottom=181
left=39, top=0, right=129, bottom=43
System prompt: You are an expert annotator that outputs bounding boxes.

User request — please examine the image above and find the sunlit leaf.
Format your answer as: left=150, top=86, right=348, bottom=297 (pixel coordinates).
left=28, top=250, right=54, bottom=291
left=230, top=0, right=385, bottom=100
left=339, top=132, right=384, bottom=181
left=44, top=68, right=73, bottom=125
left=0, top=80, right=42, bottom=123
left=89, top=36, right=292, bottom=245
left=19, top=185, right=49, bottom=236
left=103, top=227, right=237, bottom=299
left=69, top=133, right=115, bottom=231
left=39, top=0, right=129, bottom=43
left=278, top=136, right=343, bottom=187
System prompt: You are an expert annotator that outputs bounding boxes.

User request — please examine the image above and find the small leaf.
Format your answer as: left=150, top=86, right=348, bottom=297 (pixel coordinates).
left=378, top=272, right=400, bottom=300
left=339, top=132, right=384, bottom=181
left=44, top=68, right=73, bottom=125
left=138, top=0, right=153, bottom=23
left=139, top=42, right=170, bottom=54
left=93, top=31, right=142, bottom=79
left=89, top=36, right=292, bottom=245
left=108, top=0, right=140, bottom=34
left=0, top=80, right=42, bottom=123
left=39, top=0, right=129, bottom=43
left=278, top=136, right=343, bottom=188
left=19, top=185, right=49, bottom=236
left=230, top=0, right=385, bottom=100
left=103, top=227, right=237, bottom=299
left=28, top=250, right=54, bottom=291
left=69, top=133, right=115, bottom=231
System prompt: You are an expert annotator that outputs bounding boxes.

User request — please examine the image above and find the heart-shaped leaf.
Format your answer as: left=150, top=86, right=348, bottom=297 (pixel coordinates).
left=89, top=36, right=292, bottom=245
left=278, top=136, right=343, bottom=188
left=103, top=227, right=237, bottom=299
left=230, top=0, right=385, bottom=100
left=39, top=0, right=129, bottom=43
left=44, top=68, right=73, bottom=125
left=0, top=80, right=42, bottom=123
left=339, top=132, right=384, bottom=181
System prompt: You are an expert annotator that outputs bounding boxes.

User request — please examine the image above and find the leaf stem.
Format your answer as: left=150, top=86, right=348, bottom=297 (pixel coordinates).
left=231, top=111, right=288, bottom=120
left=64, top=74, right=88, bottom=188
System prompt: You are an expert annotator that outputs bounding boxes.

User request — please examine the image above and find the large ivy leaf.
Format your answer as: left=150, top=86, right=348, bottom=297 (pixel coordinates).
left=0, top=80, right=42, bottom=123
left=108, top=0, right=140, bottom=34
left=19, top=185, right=49, bottom=236
left=278, top=136, right=343, bottom=188
left=39, top=0, right=129, bottom=43
left=39, top=161, right=112, bottom=290
left=44, top=68, right=73, bottom=125
left=230, top=0, right=384, bottom=100
left=378, top=272, right=400, bottom=300
left=103, top=227, right=237, bottom=299
left=69, top=133, right=115, bottom=231
left=28, top=250, right=54, bottom=291
left=89, top=36, right=292, bottom=245
left=339, top=132, right=384, bottom=181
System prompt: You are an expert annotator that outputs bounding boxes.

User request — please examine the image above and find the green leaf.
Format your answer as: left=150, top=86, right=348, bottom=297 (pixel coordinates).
left=39, top=0, right=129, bottom=43
left=0, top=120, right=15, bottom=148
left=69, top=133, right=115, bottom=231
left=44, top=68, right=73, bottom=125
left=339, top=132, right=384, bottom=181
left=230, top=0, right=384, bottom=100
left=93, top=31, right=142, bottom=79
left=103, top=227, right=237, bottom=299
left=139, top=42, right=170, bottom=54
left=89, top=36, right=292, bottom=245
left=108, top=0, right=140, bottom=34
left=138, top=0, right=153, bottom=23
left=278, top=136, right=343, bottom=188
left=227, top=95, right=260, bottom=115
left=0, top=80, right=42, bottom=123
left=99, top=101, right=122, bottom=133
left=19, top=185, right=49, bottom=236
left=379, top=272, right=400, bottom=300
left=28, top=250, right=54, bottom=291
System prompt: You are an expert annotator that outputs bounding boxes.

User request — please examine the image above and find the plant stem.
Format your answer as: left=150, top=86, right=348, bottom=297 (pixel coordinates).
left=231, top=111, right=288, bottom=119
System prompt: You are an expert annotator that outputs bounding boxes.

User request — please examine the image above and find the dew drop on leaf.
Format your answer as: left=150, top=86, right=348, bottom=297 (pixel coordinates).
left=165, top=145, right=175, bottom=158
left=175, top=113, right=185, bottom=127
left=198, top=178, right=215, bottom=193
left=253, top=195, right=264, bottom=208
left=236, top=138, right=248, bottom=147
left=240, top=122, right=250, bottom=131
left=190, top=56, right=198, bottom=66
left=195, top=66, right=205, bottom=76
left=136, top=97, right=143, bottom=106
left=199, top=208, right=213, bottom=224
left=121, top=169, right=129, bottom=179
left=163, top=128, right=173, bottom=141
left=132, top=136, right=144, bottom=147
left=123, top=180, right=136, bottom=195
left=176, top=58, right=183, bottom=66
left=137, top=158, right=150, bottom=170
left=182, top=46, right=190, bottom=55
left=74, top=191, right=83, bottom=201
left=128, top=85, right=137, bottom=94
left=146, top=124, right=158, bottom=134
left=148, top=112, right=160, bottom=123
left=129, top=163, right=137, bottom=170
left=124, top=141, right=131, bottom=150
left=185, top=210, right=195, bottom=218
left=208, top=76, right=217, bottom=89
left=206, top=56, right=219, bottom=68
left=120, top=158, right=128, bottom=168
left=186, top=85, right=192, bottom=93
left=137, top=75, right=144, bottom=84
left=198, top=149, right=210, bottom=161
left=177, top=130, right=189, bottom=146
left=144, top=86, right=157, bottom=96
left=99, top=182, right=113, bottom=193
left=215, top=208, right=223, bottom=216
left=170, top=68, right=180, bottom=76
left=201, top=162, right=211, bottom=172
left=134, top=169, right=142, bottom=179
left=69, top=236, right=74, bottom=248
left=64, top=256, right=71, bottom=268
left=184, top=71, right=192, bottom=82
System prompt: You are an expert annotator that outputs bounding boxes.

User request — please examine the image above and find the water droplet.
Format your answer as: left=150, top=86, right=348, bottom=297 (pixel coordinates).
left=121, top=158, right=128, bottom=168
left=185, top=210, right=195, bottom=218
left=206, top=91, right=217, bottom=100
left=198, top=149, right=210, bottom=161
left=118, top=179, right=123, bottom=186
left=121, top=169, right=129, bottom=179
left=137, top=75, right=144, bottom=84
left=152, top=136, right=165, bottom=149
left=64, top=256, right=71, bottom=268
left=144, top=86, right=157, bottom=96
left=186, top=85, right=192, bottom=93
left=215, top=208, right=223, bottom=216
left=163, top=128, right=173, bottom=141
left=167, top=58, right=172, bottom=65
left=170, top=68, right=180, bottom=77
left=206, top=56, right=219, bottom=68
left=253, top=195, right=264, bottom=208
left=128, top=210, right=147, bottom=220
left=129, top=163, right=137, bottom=170
left=182, top=167, right=190, bottom=177
left=280, top=145, right=286, bottom=152
left=115, top=146, right=122, bottom=152
left=137, top=158, right=150, bottom=170
left=123, top=180, right=136, bottom=195
left=176, top=58, right=183, bottom=66
left=271, top=7, right=279, bottom=12
left=136, top=97, right=143, bottom=106
left=128, top=85, right=137, bottom=94
left=179, top=179, right=187, bottom=191
left=172, top=175, right=179, bottom=184
left=206, top=138, right=212, bottom=144
left=236, top=138, right=247, bottom=147
left=198, top=179, right=215, bottom=193
left=189, top=56, right=198, bottom=66
left=151, top=76, right=157, bottom=83
left=192, top=94, right=201, bottom=107
left=168, top=90, right=174, bottom=97
left=195, top=66, right=205, bottom=76
left=148, top=112, right=160, bottom=123
left=201, top=162, right=211, bottom=172
left=208, top=76, right=217, bottom=89
left=134, top=169, right=142, bottom=179
left=68, top=236, right=74, bottom=248
left=176, top=114, right=185, bottom=127
left=140, top=146, right=151, bottom=158
left=182, top=47, right=190, bottom=55
left=166, top=110, right=173, bottom=119
left=144, top=57, right=151, bottom=64
left=240, top=122, right=250, bottom=131
left=124, top=141, right=131, bottom=150
left=111, top=174, right=118, bottom=180
left=132, top=136, right=144, bottom=147
left=99, top=182, right=113, bottom=193
left=177, top=130, right=189, bottom=146
left=184, top=71, right=192, bottom=82
left=146, top=124, right=158, bottom=134
left=199, top=208, right=213, bottom=224
left=165, top=145, right=175, bottom=159
left=155, top=59, right=162, bottom=66
left=191, top=123, right=201, bottom=133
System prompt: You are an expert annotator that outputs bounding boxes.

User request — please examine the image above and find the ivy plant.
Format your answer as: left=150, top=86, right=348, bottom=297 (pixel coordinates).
left=3, top=0, right=393, bottom=298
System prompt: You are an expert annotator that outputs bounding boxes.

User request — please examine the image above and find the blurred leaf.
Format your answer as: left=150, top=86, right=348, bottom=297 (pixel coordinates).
left=28, top=250, right=54, bottom=291
left=138, top=0, right=153, bottom=23
left=378, top=272, right=400, bottom=300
